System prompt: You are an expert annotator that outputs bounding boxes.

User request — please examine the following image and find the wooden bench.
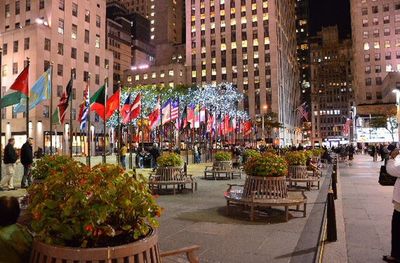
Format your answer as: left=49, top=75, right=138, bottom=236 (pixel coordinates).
left=149, top=167, right=197, bottom=195
left=161, top=245, right=200, bottom=263
left=224, top=176, right=307, bottom=222
left=288, top=165, right=320, bottom=191
left=204, top=164, right=243, bottom=180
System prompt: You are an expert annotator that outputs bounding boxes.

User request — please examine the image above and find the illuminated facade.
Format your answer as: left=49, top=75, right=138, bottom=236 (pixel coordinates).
left=0, top=0, right=114, bottom=151
left=115, top=0, right=151, bottom=18
left=351, top=0, right=400, bottom=105
left=310, top=26, right=354, bottom=143
left=186, top=0, right=300, bottom=144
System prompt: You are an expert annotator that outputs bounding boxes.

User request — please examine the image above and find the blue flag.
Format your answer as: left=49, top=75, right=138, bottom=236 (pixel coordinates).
left=14, top=67, right=51, bottom=113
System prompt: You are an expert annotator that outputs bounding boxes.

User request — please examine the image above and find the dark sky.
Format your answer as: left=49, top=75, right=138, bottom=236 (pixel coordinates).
left=309, top=0, right=351, bottom=39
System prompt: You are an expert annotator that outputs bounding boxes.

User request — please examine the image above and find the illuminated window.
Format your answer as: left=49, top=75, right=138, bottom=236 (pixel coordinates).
left=143, top=74, right=148, bottom=80
left=384, top=40, right=390, bottom=48
left=152, top=72, right=156, bottom=78
left=373, top=41, right=380, bottom=49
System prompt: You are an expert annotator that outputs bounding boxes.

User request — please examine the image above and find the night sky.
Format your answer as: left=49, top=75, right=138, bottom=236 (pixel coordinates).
left=309, top=0, right=351, bottom=39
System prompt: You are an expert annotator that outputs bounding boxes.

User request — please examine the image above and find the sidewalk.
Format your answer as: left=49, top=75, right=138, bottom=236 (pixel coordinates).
left=339, top=155, right=393, bottom=263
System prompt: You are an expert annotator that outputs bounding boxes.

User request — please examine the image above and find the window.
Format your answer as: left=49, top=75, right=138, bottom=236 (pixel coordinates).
left=84, top=52, right=89, bottom=63
left=59, top=0, right=64, bottom=11
left=372, top=6, right=378, bottom=14
left=383, top=4, right=389, bottom=12
left=26, top=0, right=31, bottom=11
left=375, top=53, right=381, bottom=61
left=71, top=24, right=77, bottom=39
left=43, top=60, right=50, bottom=71
left=39, top=0, right=44, bottom=9
left=384, top=16, right=390, bottom=24
left=95, top=35, right=100, bottom=48
left=2, top=43, right=7, bottom=55
left=363, top=31, right=369, bottom=38
left=364, top=42, right=370, bottom=50
left=85, top=10, right=90, bottom=22
left=95, top=74, right=100, bottom=85
left=13, top=40, right=18, bottom=53
left=12, top=106, right=17, bottom=119
left=96, top=15, right=101, bottom=27
left=83, top=71, right=89, bottom=82
left=362, top=7, right=368, bottom=15
left=95, top=56, right=100, bottom=66
left=104, top=59, right=109, bottom=69
left=57, top=43, right=64, bottom=55
left=375, top=65, right=381, bottom=73
left=57, top=64, right=63, bottom=76
left=57, top=85, right=63, bottom=97
left=364, top=54, right=370, bottom=62
left=365, top=66, right=371, bottom=74
left=44, top=38, right=51, bottom=51
left=365, top=78, right=372, bottom=86
left=5, top=4, right=10, bottom=17
left=43, top=106, right=49, bottom=118
left=72, top=3, right=78, bottom=17
left=374, top=41, right=380, bottom=49
left=15, top=1, right=20, bottom=15
left=24, top=38, right=29, bottom=50
left=84, top=30, right=89, bottom=44
left=71, top=47, right=77, bottom=59
left=12, top=63, right=18, bottom=75
left=384, top=28, right=390, bottom=36
left=58, top=19, right=64, bottom=34
left=373, top=17, right=379, bottom=26
left=386, top=52, right=391, bottom=60
left=362, top=19, right=368, bottom=27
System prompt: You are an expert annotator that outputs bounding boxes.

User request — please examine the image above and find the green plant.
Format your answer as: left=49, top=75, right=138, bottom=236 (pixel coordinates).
left=214, top=151, right=232, bottom=161
left=31, top=155, right=81, bottom=180
left=157, top=152, right=183, bottom=167
left=244, top=152, right=288, bottom=177
left=28, top=157, right=161, bottom=248
left=311, top=148, right=324, bottom=157
left=285, top=151, right=308, bottom=166
left=243, top=149, right=261, bottom=162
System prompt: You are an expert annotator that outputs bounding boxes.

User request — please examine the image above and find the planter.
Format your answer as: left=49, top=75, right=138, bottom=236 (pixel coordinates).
left=242, top=175, right=287, bottom=199
left=30, top=229, right=160, bottom=263
left=311, top=156, right=320, bottom=163
left=155, top=167, right=183, bottom=180
left=213, top=160, right=232, bottom=171
left=288, top=165, right=308, bottom=179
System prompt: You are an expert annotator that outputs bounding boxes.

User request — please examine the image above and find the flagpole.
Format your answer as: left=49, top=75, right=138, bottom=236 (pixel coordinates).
left=87, top=75, right=91, bottom=167
left=0, top=48, right=2, bottom=179
left=69, top=70, right=74, bottom=158
left=103, top=78, right=108, bottom=164
left=117, top=83, right=121, bottom=165
left=159, top=96, right=163, bottom=153
left=177, top=98, right=181, bottom=152
left=140, top=92, right=144, bottom=152
left=26, top=58, right=30, bottom=142
left=49, top=63, right=54, bottom=155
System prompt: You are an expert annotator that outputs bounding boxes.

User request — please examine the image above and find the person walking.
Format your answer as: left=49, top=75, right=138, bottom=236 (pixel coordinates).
left=150, top=143, right=160, bottom=169
left=383, top=148, right=400, bottom=263
left=120, top=143, right=128, bottom=169
left=20, top=138, right=33, bottom=188
left=0, top=138, right=18, bottom=191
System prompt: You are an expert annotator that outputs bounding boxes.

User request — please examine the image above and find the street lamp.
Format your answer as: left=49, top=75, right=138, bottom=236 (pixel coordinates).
left=262, top=105, right=268, bottom=143
left=392, top=89, right=400, bottom=142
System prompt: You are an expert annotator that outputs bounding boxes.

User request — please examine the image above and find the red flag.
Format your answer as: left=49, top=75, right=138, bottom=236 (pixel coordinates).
left=120, top=94, right=131, bottom=120
left=123, top=93, right=141, bottom=124
left=10, top=66, right=29, bottom=96
left=105, top=89, right=120, bottom=120
left=187, top=106, right=195, bottom=124
left=243, top=121, right=252, bottom=136
left=207, top=114, right=214, bottom=132
left=149, top=108, right=160, bottom=130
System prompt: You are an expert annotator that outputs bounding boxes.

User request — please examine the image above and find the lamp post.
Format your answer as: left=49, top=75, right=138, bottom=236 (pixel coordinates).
left=261, top=105, right=268, bottom=143
left=393, top=89, right=400, bottom=142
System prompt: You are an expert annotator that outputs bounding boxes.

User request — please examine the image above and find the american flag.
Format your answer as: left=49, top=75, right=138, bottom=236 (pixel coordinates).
left=171, top=100, right=179, bottom=121
left=342, top=119, right=351, bottom=136
left=162, top=99, right=179, bottom=123
left=79, top=84, right=90, bottom=130
left=296, top=102, right=309, bottom=121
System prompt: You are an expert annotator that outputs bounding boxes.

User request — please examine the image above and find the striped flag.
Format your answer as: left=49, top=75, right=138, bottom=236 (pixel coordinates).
left=296, top=102, right=309, bottom=121
left=122, top=93, right=141, bottom=124
left=170, top=100, right=179, bottom=121
left=79, top=84, right=90, bottom=130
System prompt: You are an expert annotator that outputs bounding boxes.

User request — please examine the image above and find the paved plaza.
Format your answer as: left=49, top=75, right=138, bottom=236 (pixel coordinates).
left=0, top=154, right=396, bottom=263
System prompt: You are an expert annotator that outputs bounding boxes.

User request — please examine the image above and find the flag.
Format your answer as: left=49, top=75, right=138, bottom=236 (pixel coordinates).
left=0, top=65, right=30, bottom=109
left=170, top=100, right=179, bottom=121
left=149, top=98, right=161, bottom=129
left=90, top=85, right=106, bottom=120
left=243, top=121, right=252, bottom=136
left=120, top=94, right=132, bottom=120
left=180, top=106, right=188, bottom=129
left=79, top=84, right=90, bottom=130
left=162, top=99, right=171, bottom=123
left=342, top=119, right=351, bottom=136
left=187, top=105, right=195, bottom=125
left=194, top=104, right=200, bottom=128
left=14, top=67, right=51, bottom=113
left=52, top=79, right=73, bottom=125
left=296, top=102, right=309, bottom=121
left=207, top=113, right=214, bottom=132
left=199, top=107, right=206, bottom=123
left=105, top=89, right=120, bottom=120
left=123, top=93, right=141, bottom=124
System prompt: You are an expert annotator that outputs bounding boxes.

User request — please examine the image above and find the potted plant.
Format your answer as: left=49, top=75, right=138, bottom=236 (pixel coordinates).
left=31, top=155, right=79, bottom=183
left=242, top=152, right=289, bottom=197
left=242, top=149, right=261, bottom=163
left=27, top=157, right=162, bottom=261
left=213, top=151, right=232, bottom=170
left=285, top=151, right=308, bottom=179
left=155, top=152, right=184, bottom=179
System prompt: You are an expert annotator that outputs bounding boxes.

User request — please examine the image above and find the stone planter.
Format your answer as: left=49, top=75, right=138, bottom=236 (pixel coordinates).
left=213, top=160, right=232, bottom=171
left=30, top=229, right=160, bottom=263
left=242, top=175, right=288, bottom=199
left=288, top=165, right=308, bottom=179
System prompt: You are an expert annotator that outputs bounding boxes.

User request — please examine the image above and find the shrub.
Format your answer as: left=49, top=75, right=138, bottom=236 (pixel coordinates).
left=157, top=152, right=183, bottom=167
left=311, top=148, right=324, bottom=157
left=244, top=152, right=288, bottom=177
left=285, top=151, right=308, bottom=166
left=31, top=155, right=80, bottom=180
left=28, top=157, right=161, bottom=248
left=214, top=151, right=232, bottom=161
left=243, top=149, right=261, bottom=162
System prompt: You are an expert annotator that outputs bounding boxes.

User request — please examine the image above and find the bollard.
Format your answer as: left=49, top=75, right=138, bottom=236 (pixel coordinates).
left=332, top=169, right=338, bottom=200
left=326, top=190, right=337, bottom=242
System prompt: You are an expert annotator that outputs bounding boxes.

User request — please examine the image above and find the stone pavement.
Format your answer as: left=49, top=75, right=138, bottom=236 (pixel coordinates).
left=337, top=155, right=393, bottom=263
left=0, top=156, right=331, bottom=263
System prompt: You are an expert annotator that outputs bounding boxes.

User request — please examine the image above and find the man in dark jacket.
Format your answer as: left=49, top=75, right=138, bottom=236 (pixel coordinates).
left=20, top=138, right=33, bottom=188
left=0, top=138, right=18, bottom=190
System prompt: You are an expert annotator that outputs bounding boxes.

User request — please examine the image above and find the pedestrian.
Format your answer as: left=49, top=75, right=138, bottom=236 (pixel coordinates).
left=120, top=143, right=128, bottom=169
left=150, top=143, right=160, bottom=169
left=372, top=145, right=378, bottom=162
left=0, top=196, right=33, bottom=262
left=383, top=148, right=400, bottom=263
left=20, top=138, right=33, bottom=188
left=0, top=138, right=18, bottom=191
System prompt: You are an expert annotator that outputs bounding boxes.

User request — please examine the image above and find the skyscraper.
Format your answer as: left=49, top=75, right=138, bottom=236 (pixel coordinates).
left=186, top=0, right=300, bottom=145
left=0, top=0, right=113, bottom=151
left=310, top=26, right=354, bottom=145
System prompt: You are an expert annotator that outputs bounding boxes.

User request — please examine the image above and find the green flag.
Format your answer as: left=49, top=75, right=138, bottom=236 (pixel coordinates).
left=0, top=92, right=24, bottom=108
